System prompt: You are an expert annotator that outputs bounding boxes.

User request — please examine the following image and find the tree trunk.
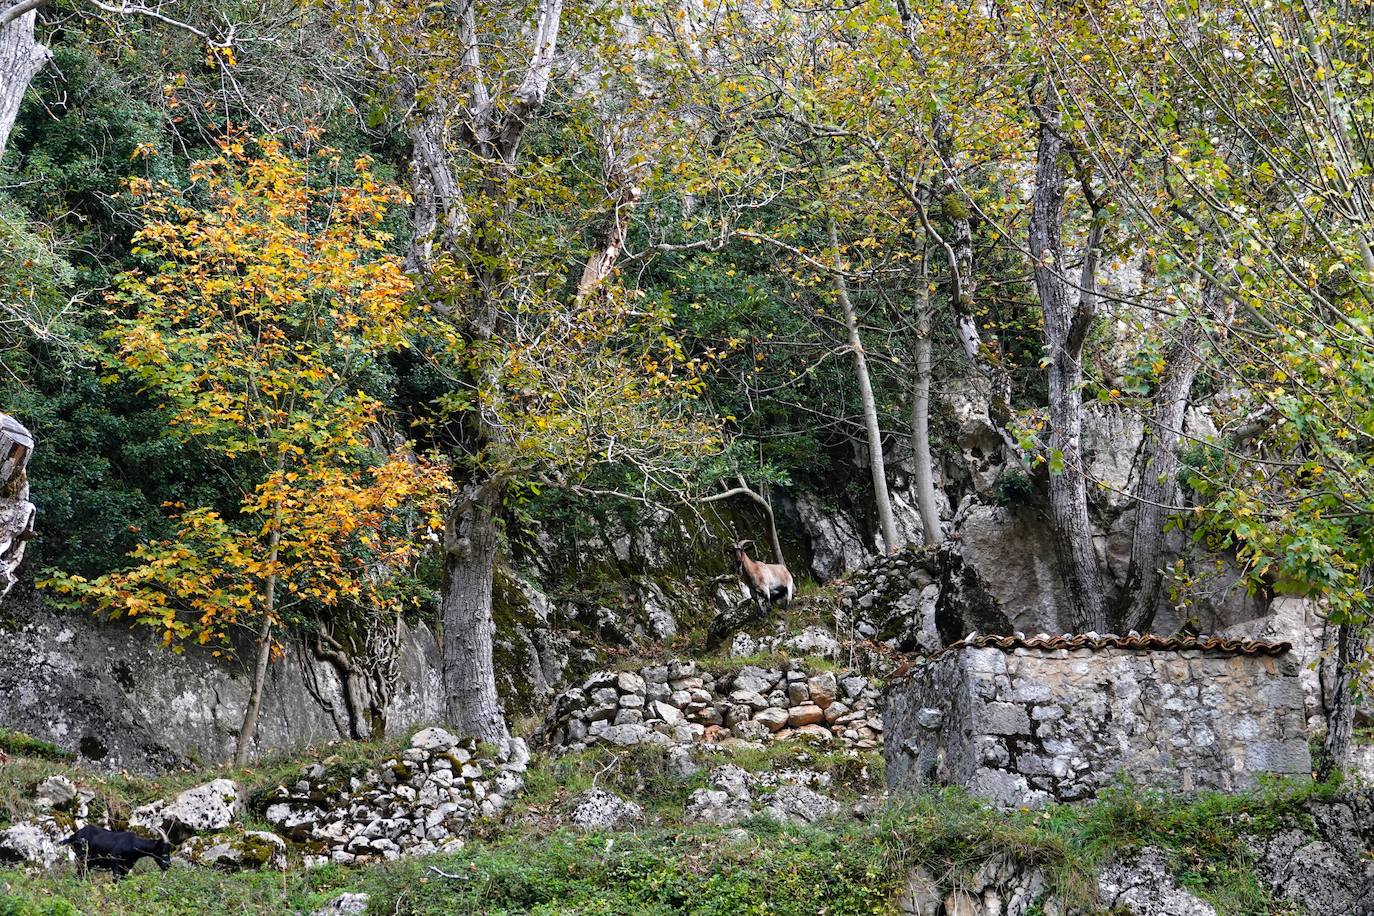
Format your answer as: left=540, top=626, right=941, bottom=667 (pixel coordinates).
left=828, top=214, right=902, bottom=553
left=1029, top=83, right=1110, bottom=633
left=0, top=2, right=48, bottom=162
left=442, top=482, right=509, bottom=743
left=234, top=521, right=280, bottom=766
left=1118, top=281, right=1229, bottom=633
left=1318, top=620, right=1363, bottom=781
left=910, top=257, right=942, bottom=546
left=0, top=412, right=35, bottom=601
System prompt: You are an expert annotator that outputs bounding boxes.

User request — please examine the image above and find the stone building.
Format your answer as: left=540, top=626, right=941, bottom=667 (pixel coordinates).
left=884, top=633, right=1311, bottom=809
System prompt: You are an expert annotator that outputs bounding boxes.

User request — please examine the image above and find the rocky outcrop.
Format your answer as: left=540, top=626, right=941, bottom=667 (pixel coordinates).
left=898, top=856, right=1049, bottom=916
left=538, top=659, right=883, bottom=754
left=1250, top=788, right=1374, bottom=915
left=944, top=506, right=1070, bottom=638
left=0, top=592, right=443, bottom=772
left=1097, top=848, right=1217, bottom=916
left=260, top=727, right=528, bottom=866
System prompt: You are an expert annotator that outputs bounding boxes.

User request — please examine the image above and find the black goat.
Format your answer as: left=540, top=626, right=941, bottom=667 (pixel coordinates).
left=61, top=825, right=171, bottom=878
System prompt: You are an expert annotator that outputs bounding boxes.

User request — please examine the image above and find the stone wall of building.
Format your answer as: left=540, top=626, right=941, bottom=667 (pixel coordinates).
left=884, top=635, right=1311, bottom=808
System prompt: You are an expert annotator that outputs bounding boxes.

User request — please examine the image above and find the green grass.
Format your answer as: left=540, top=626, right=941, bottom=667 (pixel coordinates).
left=0, top=731, right=72, bottom=764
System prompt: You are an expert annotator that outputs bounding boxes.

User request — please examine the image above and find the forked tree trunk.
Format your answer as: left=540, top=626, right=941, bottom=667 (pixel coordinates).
left=0, top=2, right=49, bottom=161
left=828, top=214, right=902, bottom=553
left=442, top=482, right=508, bottom=743
left=1029, top=83, right=1109, bottom=633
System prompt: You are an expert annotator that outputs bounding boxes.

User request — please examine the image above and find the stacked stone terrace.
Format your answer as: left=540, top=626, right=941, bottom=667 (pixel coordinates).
left=885, top=633, right=1311, bottom=809
left=540, top=659, right=883, bottom=753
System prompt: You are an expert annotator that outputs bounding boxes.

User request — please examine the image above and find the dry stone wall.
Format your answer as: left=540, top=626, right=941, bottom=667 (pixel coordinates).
left=539, top=659, right=883, bottom=753
left=885, top=640, right=1311, bottom=808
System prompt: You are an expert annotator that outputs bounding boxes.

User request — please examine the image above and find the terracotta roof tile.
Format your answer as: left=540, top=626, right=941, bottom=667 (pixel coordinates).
left=947, top=632, right=1292, bottom=655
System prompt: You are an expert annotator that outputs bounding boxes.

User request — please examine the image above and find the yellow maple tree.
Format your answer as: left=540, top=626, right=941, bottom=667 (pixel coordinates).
left=43, top=137, right=451, bottom=764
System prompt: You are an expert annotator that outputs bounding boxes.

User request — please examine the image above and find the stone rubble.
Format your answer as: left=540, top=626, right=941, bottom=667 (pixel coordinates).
left=539, top=660, right=883, bottom=754
left=262, top=727, right=528, bottom=867
left=0, top=775, right=93, bottom=870
left=0, top=822, right=71, bottom=870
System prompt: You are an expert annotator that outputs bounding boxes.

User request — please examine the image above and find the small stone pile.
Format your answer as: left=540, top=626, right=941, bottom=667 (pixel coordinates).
left=540, top=659, right=883, bottom=753
left=834, top=546, right=941, bottom=653
left=262, top=727, right=528, bottom=866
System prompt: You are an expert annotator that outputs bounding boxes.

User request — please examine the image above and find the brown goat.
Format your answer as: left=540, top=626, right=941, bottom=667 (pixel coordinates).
left=730, top=539, right=794, bottom=612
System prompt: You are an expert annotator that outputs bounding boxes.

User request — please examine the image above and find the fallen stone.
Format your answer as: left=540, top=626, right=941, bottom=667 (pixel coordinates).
left=568, top=789, right=643, bottom=831
left=312, top=893, right=370, bottom=916
left=33, top=776, right=77, bottom=811
left=760, top=785, right=840, bottom=824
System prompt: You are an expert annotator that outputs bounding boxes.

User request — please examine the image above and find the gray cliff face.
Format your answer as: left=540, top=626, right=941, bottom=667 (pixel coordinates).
left=0, top=589, right=442, bottom=773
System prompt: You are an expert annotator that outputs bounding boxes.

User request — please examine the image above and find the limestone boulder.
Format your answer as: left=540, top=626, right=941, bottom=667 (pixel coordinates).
left=568, top=789, right=643, bottom=831
left=140, top=778, right=244, bottom=842
left=0, top=822, right=70, bottom=870
left=760, top=785, right=840, bottom=825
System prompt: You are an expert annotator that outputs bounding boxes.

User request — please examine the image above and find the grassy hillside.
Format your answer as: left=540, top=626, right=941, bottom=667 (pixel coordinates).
left=0, top=731, right=1341, bottom=915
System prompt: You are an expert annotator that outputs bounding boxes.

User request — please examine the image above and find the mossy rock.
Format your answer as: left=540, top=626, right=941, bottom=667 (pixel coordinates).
left=174, top=828, right=287, bottom=872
